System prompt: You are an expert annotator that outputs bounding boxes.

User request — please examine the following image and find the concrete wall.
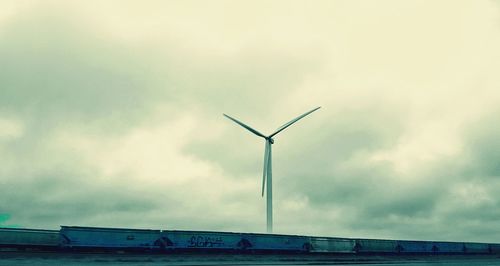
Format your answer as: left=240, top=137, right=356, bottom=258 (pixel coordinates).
left=310, top=237, right=355, bottom=253
left=0, top=228, right=60, bottom=247
left=355, top=239, right=398, bottom=253
left=3, top=226, right=498, bottom=254
left=397, top=240, right=434, bottom=253
left=463, top=242, right=490, bottom=254
left=241, top=233, right=309, bottom=251
left=60, top=226, right=161, bottom=249
left=160, top=230, right=309, bottom=251
left=490, top=243, right=500, bottom=254
left=161, top=230, right=242, bottom=250
left=431, top=241, right=464, bottom=253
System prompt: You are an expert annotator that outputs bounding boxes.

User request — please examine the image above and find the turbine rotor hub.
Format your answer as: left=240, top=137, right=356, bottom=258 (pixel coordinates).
left=269, top=138, right=274, bottom=144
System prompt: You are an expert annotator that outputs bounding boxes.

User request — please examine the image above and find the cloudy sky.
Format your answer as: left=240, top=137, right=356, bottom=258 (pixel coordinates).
left=1, top=0, right=500, bottom=243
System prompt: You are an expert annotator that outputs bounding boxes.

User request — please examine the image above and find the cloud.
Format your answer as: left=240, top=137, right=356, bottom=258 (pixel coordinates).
left=0, top=0, right=500, bottom=243
left=0, top=117, right=24, bottom=140
left=274, top=109, right=500, bottom=242
left=0, top=10, right=158, bottom=126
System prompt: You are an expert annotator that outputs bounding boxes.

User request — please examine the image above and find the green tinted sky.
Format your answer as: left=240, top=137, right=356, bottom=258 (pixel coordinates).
left=1, top=0, right=500, bottom=242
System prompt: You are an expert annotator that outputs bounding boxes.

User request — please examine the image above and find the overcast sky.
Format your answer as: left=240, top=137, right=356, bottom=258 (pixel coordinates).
left=1, top=0, right=500, bottom=243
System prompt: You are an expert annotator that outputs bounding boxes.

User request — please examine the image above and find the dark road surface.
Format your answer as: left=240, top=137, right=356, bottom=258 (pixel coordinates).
left=1, top=252, right=500, bottom=266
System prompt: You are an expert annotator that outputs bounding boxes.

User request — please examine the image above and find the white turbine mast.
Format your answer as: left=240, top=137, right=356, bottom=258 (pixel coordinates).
left=223, top=107, right=320, bottom=233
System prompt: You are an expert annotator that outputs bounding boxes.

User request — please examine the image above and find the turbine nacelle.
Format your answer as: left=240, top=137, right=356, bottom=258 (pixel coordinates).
left=267, top=138, right=275, bottom=144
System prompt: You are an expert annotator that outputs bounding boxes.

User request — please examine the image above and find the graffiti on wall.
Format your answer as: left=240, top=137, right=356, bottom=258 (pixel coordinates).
left=188, top=235, right=224, bottom=248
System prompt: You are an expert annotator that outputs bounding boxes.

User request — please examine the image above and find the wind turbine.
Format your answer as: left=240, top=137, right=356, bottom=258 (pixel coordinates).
left=223, top=107, right=320, bottom=233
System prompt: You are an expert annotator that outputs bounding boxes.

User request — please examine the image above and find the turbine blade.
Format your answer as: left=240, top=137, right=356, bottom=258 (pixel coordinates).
left=261, top=141, right=269, bottom=197
left=269, top=107, right=321, bottom=138
left=223, top=114, right=267, bottom=138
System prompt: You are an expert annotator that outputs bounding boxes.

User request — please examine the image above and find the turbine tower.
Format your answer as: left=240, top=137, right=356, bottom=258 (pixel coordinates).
left=223, top=107, right=320, bottom=233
